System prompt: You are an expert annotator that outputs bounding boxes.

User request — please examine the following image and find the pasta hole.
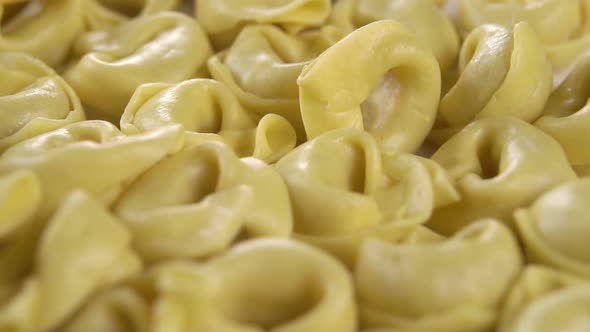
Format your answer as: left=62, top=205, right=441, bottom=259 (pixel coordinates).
left=360, top=71, right=402, bottom=133
left=96, top=0, right=143, bottom=17
left=476, top=138, right=501, bottom=180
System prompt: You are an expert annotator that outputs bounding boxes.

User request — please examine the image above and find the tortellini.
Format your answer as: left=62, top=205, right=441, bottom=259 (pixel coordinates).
left=0, top=190, right=140, bottom=332
left=0, top=0, right=84, bottom=68
left=62, top=239, right=356, bottom=332
left=115, top=141, right=293, bottom=262
left=515, top=179, right=590, bottom=279
left=298, top=20, right=441, bottom=153
left=459, top=0, right=590, bottom=70
left=196, top=0, right=332, bottom=49
left=275, top=128, right=459, bottom=266
left=429, top=22, right=553, bottom=145
left=64, top=12, right=212, bottom=121
left=427, top=117, right=577, bottom=235
left=497, top=265, right=590, bottom=332
left=356, top=219, right=522, bottom=332
left=84, top=0, right=180, bottom=30
left=535, top=53, right=590, bottom=176
left=0, top=51, right=85, bottom=153
left=329, top=0, right=460, bottom=71
left=121, top=79, right=296, bottom=163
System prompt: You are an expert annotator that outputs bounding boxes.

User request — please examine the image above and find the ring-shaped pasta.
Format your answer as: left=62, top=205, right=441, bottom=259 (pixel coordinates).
left=274, top=128, right=459, bottom=266
left=298, top=20, right=441, bottom=154
left=515, top=179, right=590, bottom=279
left=0, top=52, right=85, bottom=153
left=0, top=191, right=140, bottom=332
left=114, top=141, right=293, bottom=262
left=355, top=219, right=522, bottom=332
left=196, top=0, right=332, bottom=50
left=429, top=22, right=552, bottom=146
left=427, top=117, right=577, bottom=235
left=0, top=0, right=84, bottom=68
left=84, top=0, right=180, bottom=30
left=63, top=12, right=212, bottom=122
left=121, top=79, right=297, bottom=163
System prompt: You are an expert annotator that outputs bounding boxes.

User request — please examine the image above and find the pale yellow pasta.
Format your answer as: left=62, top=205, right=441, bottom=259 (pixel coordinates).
left=329, top=0, right=460, bottom=71
left=63, top=239, right=356, bottom=332
left=0, top=120, right=182, bottom=219
left=515, top=179, right=590, bottom=279
left=459, top=0, right=590, bottom=70
left=427, top=117, right=577, bottom=235
left=356, top=219, right=522, bottom=332
left=497, top=265, right=590, bottom=332
left=274, top=128, right=459, bottom=266
left=535, top=53, right=590, bottom=176
left=115, top=140, right=293, bottom=262
left=0, top=190, right=140, bottom=332
left=429, top=22, right=552, bottom=145
left=0, top=0, right=84, bottom=68
left=0, top=51, right=85, bottom=153
left=121, top=79, right=296, bottom=163
left=298, top=20, right=441, bottom=153
left=84, top=0, right=180, bottom=30
left=196, top=0, right=332, bottom=50
left=208, top=24, right=345, bottom=142
left=63, top=12, right=212, bottom=122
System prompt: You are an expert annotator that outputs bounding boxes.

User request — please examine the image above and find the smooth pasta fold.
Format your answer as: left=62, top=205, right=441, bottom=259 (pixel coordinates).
left=428, top=117, right=577, bottom=235
left=64, top=12, right=212, bottom=121
left=115, top=141, right=293, bottom=262
left=356, top=219, right=522, bottom=332
left=121, top=79, right=296, bottom=163
left=0, top=51, right=85, bottom=153
left=275, top=128, right=459, bottom=266
left=298, top=20, right=441, bottom=153
left=84, top=0, right=180, bottom=30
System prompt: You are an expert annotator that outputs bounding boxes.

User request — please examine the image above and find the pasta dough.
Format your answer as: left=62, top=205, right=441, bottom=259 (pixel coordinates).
left=427, top=117, right=577, bottom=235
left=356, top=219, right=522, bottom=332
left=275, top=128, right=459, bottom=266
left=64, top=12, right=212, bottom=122
left=298, top=20, right=441, bottom=153
left=515, top=179, right=590, bottom=279
left=121, top=79, right=296, bottom=163
left=0, top=51, right=85, bottom=153
left=115, top=141, right=293, bottom=262
left=429, top=22, right=552, bottom=145
left=84, top=0, right=180, bottom=30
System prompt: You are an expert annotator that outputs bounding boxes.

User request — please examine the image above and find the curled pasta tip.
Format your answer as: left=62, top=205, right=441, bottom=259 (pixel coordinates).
left=63, top=12, right=212, bottom=122
left=274, top=128, right=458, bottom=266
left=0, top=51, right=85, bottom=152
left=0, top=170, right=40, bottom=239
left=427, top=117, right=577, bottom=235
left=355, top=219, right=522, bottom=332
left=515, top=179, right=590, bottom=279
left=83, top=0, right=180, bottom=30
left=115, top=140, right=293, bottom=262
left=252, top=113, right=297, bottom=163
left=196, top=0, right=332, bottom=50
left=430, top=22, right=553, bottom=146
left=298, top=19, right=441, bottom=154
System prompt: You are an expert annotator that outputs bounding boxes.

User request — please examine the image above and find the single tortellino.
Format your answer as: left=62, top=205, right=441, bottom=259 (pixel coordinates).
left=535, top=53, right=590, bottom=176
left=329, top=0, right=460, bottom=71
left=64, top=12, right=212, bottom=122
left=356, top=219, right=522, bottom=332
left=196, top=0, right=332, bottom=50
left=121, top=79, right=296, bottom=163
left=427, top=117, right=578, bottom=235
left=62, top=239, right=356, bottom=332
left=208, top=24, right=345, bottom=141
left=0, top=120, right=183, bottom=219
left=515, top=179, right=590, bottom=279
left=459, top=0, right=590, bottom=70
left=0, top=0, right=84, bottom=68
left=298, top=20, right=441, bottom=153
left=84, top=0, right=180, bottom=30
left=0, top=191, right=141, bottom=332
left=274, top=128, right=459, bottom=266
left=0, top=52, right=85, bottom=153
left=497, top=265, right=590, bottom=332
left=429, top=22, right=552, bottom=145
left=115, top=140, right=293, bottom=262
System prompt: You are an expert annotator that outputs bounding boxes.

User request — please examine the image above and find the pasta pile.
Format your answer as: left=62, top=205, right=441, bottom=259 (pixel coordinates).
left=2, top=0, right=590, bottom=331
